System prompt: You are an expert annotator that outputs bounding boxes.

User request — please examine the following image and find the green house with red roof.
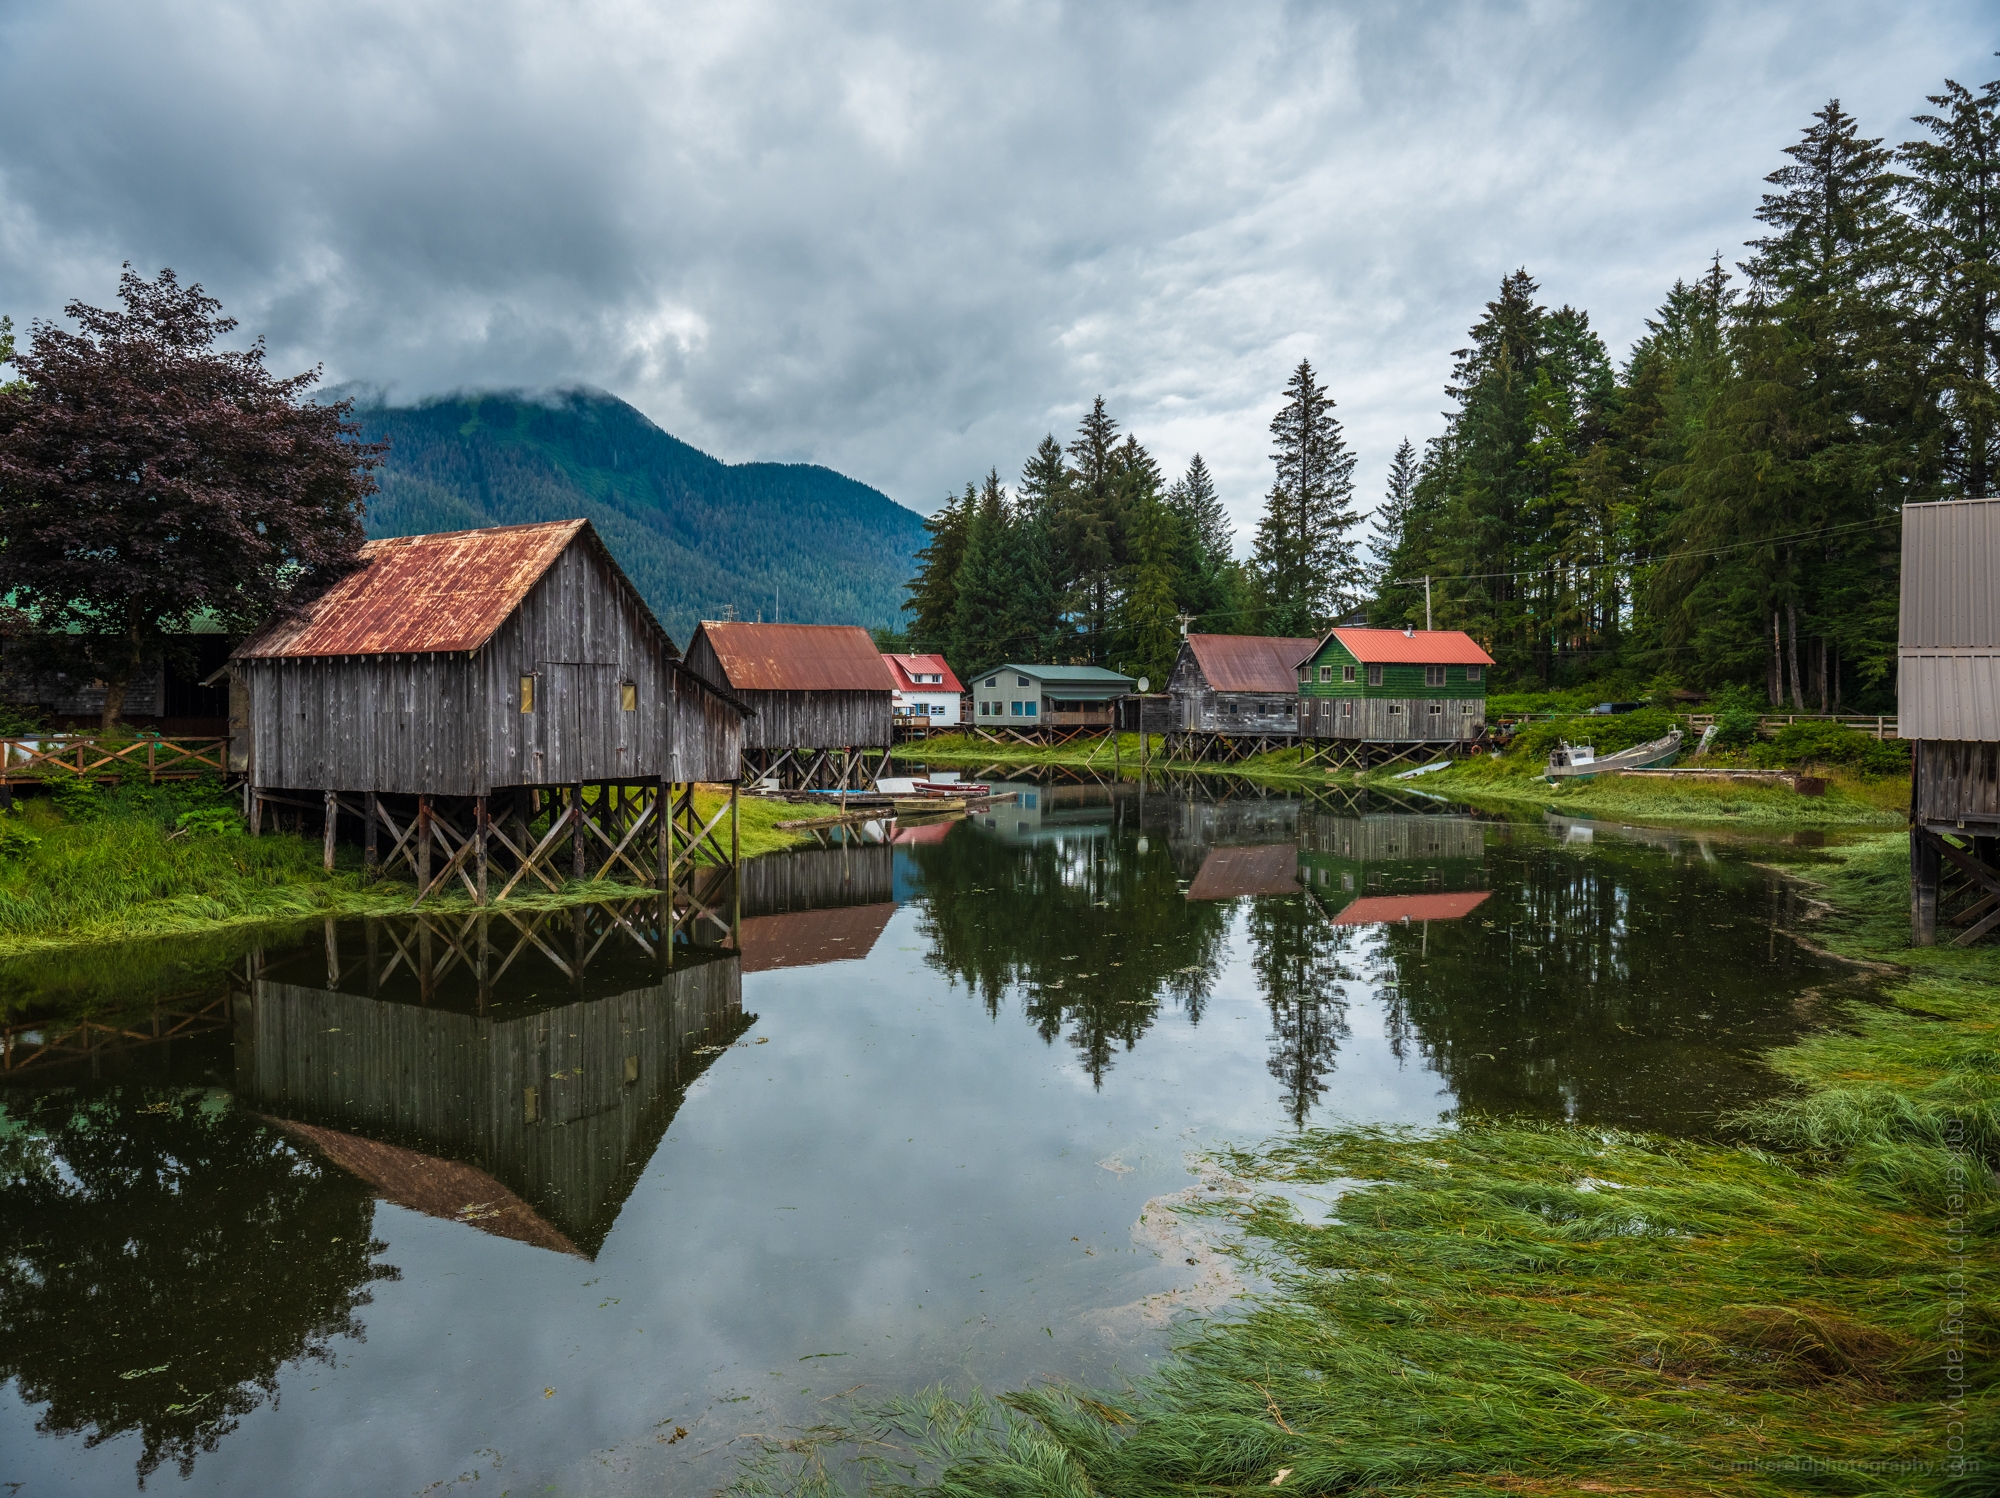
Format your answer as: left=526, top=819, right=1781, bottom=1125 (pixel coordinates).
left=1294, top=627, right=1493, bottom=743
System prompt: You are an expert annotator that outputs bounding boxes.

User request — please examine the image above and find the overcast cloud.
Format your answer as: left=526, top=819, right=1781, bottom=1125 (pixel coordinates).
left=0, top=1, right=1991, bottom=544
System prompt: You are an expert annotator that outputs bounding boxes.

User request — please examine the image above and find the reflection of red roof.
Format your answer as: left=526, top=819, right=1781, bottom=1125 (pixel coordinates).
left=1329, top=890, right=1491, bottom=924
left=1186, top=634, right=1320, bottom=692
left=274, top=1118, right=582, bottom=1256
left=692, top=622, right=897, bottom=692
left=1326, top=628, right=1494, bottom=666
left=892, top=820, right=955, bottom=845
left=883, top=654, right=965, bottom=694
left=238, top=520, right=601, bottom=658
left=1187, top=844, right=1301, bottom=900
left=739, top=903, right=895, bottom=971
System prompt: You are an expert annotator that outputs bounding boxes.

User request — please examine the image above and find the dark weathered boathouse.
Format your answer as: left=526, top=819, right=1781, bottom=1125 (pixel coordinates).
left=1163, top=633, right=1318, bottom=761
left=682, top=621, right=896, bottom=788
left=1900, top=497, right=2000, bottom=946
left=229, top=519, right=749, bottom=911
left=1295, top=627, right=1492, bottom=767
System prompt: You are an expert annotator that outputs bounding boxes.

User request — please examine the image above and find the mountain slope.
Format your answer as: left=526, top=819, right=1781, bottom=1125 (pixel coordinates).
left=348, top=388, right=927, bottom=645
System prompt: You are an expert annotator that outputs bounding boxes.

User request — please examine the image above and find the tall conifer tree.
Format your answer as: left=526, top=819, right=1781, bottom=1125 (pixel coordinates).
left=903, top=485, right=971, bottom=655
left=950, top=470, right=1015, bottom=676
left=1252, top=359, right=1361, bottom=636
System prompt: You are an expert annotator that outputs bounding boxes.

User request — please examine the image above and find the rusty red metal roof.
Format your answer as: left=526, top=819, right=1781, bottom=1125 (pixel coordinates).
left=1325, top=628, right=1494, bottom=666
left=694, top=622, right=897, bottom=692
left=1185, top=844, right=1302, bottom=900
left=1185, top=634, right=1320, bottom=693
left=1328, top=890, right=1492, bottom=924
left=883, top=653, right=966, bottom=694
left=236, top=519, right=593, bottom=658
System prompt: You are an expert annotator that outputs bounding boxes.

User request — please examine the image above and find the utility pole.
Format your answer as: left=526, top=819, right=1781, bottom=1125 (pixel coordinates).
left=1175, top=611, right=1197, bottom=639
left=1389, top=576, right=1433, bottom=631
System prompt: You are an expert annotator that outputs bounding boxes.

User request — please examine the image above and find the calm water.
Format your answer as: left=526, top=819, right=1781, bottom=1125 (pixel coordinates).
left=0, top=785, right=1857, bottom=1495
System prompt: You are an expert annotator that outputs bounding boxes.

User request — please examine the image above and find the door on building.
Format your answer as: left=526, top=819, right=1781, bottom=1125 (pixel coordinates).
left=538, top=663, right=619, bottom=783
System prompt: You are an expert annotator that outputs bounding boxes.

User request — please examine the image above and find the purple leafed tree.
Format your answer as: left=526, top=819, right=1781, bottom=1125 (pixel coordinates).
left=0, top=266, right=383, bottom=727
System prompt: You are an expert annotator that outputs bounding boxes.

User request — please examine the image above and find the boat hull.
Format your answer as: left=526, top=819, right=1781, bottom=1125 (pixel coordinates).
left=1545, top=731, right=1683, bottom=782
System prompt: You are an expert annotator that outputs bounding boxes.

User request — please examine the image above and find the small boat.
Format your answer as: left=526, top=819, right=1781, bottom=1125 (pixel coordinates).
left=1545, top=727, right=1683, bottom=782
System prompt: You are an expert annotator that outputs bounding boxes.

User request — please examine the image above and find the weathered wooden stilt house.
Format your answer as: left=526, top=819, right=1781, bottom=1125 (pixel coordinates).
left=228, top=519, right=750, bottom=913
left=1294, top=627, right=1492, bottom=767
left=1899, top=497, right=2000, bottom=946
left=682, top=622, right=896, bottom=789
left=1162, top=633, right=1318, bottom=762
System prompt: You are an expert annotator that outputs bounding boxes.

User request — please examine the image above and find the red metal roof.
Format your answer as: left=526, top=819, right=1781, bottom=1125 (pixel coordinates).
left=1325, top=628, right=1494, bottom=666
left=1186, top=844, right=1302, bottom=900
left=695, top=622, right=898, bottom=693
left=883, top=653, right=966, bottom=694
left=1185, top=634, right=1320, bottom=693
left=236, top=519, right=593, bottom=658
left=1328, top=890, right=1491, bottom=924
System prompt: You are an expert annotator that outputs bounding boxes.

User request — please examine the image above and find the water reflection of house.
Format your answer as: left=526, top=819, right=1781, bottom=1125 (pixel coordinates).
left=1164, top=796, right=1302, bottom=873
left=968, top=781, right=1115, bottom=844
left=739, top=905, right=895, bottom=971
left=236, top=949, right=744, bottom=1258
left=1295, top=812, right=1486, bottom=897
left=1186, top=844, right=1302, bottom=900
left=1328, top=890, right=1492, bottom=925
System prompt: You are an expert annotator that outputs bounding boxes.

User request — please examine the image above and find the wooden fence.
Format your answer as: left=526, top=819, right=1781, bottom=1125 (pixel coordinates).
left=1, top=734, right=232, bottom=784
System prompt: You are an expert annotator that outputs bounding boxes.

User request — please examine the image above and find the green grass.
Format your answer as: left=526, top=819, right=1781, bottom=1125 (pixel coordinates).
left=0, top=779, right=809, bottom=959
left=733, top=833, right=1998, bottom=1497
left=895, top=734, right=1326, bottom=781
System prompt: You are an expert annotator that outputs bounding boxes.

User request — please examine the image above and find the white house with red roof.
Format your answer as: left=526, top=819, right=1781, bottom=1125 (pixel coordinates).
left=882, top=653, right=964, bottom=727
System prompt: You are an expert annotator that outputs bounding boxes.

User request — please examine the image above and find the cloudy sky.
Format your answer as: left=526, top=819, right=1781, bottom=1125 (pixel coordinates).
left=0, top=1, right=1990, bottom=543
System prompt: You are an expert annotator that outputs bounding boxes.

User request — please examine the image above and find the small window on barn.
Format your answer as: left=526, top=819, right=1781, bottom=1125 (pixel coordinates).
left=1429, top=701, right=1443, bottom=717
left=1467, top=665, right=1482, bottom=682
left=620, top=681, right=638, bottom=711
left=1367, top=664, right=1383, bottom=686
left=1343, top=664, right=1356, bottom=682
left=1387, top=702, right=1403, bottom=716
left=1425, top=665, right=1446, bottom=687
left=1319, top=665, right=1333, bottom=683
left=519, top=674, right=535, bottom=713
left=1342, top=699, right=1354, bottom=717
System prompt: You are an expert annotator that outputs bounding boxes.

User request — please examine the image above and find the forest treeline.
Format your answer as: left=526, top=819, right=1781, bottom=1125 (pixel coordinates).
left=901, top=73, right=1999, bottom=709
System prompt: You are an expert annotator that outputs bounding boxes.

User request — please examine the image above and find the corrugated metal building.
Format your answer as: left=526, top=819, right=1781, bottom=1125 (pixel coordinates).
left=682, top=622, right=895, bottom=754
left=1900, top=498, right=2000, bottom=945
left=1167, top=634, right=1318, bottom=735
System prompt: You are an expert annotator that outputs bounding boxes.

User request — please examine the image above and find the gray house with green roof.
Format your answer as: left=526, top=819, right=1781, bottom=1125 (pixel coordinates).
left=971, top=664, right=1135, bottom=730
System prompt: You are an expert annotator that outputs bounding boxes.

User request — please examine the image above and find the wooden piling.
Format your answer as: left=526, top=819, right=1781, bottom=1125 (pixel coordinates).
left=416, top=795, right=432, bottom=894
left=364, top=791, right=379, bottom=879
left=323, top=790, right=338, bottom=873
left=1912, top=825, right=1940, bottom=946
left=571, top=782, right=586, bottom=881
left=475, top=795, right=490, bottom=905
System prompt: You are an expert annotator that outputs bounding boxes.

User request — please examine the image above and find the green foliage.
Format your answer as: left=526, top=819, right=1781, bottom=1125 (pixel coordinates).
left=1253, top=358, right=1362, bottom=633
left=174, top=806, right=244, bottom=839
left=1712, top=705, right=1763, bottom=748
left=353, top=388, right=929, bottom=641
left=1750, top=720, right=1911, bottom=775
left=0, top=699, right=45, bottom=736
left=44, top=774, right=106, bottom=823
left=0, top=817, right=40, bottom=860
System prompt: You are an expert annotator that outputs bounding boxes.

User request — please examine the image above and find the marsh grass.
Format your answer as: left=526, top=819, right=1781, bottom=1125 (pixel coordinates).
left=0, top=780, right=807, bottom=958
left=1404, top=757, right=1907, bottom=830
left=734, top=833, right=1998, bottom=1497
left=896, top=734, right=1325, bottom=780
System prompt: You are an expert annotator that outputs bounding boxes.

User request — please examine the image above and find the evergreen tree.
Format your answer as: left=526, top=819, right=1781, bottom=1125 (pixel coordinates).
left=1008, top=435, right=1070, bottom=661
left=1368, top=437, right=1418, bottom=586
left=950, top=470, right=1016, bottom=676
left=1664, top=101, right=1917, bottom=706
left=1165, top=453, right=1238, bottom=628
left=1903, top=70, right=2000, bottom=496
left=903, top=484, right=971, bottom=655
left=1253, top=358, right=1362, bottom=636
left=1063, top=397, right=1123, bottom=661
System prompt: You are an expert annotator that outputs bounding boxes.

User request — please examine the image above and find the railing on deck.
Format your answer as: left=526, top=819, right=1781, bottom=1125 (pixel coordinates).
left=1, top=734, right=233, bottom=784
left=1492, top=712, right=1898, bottom=740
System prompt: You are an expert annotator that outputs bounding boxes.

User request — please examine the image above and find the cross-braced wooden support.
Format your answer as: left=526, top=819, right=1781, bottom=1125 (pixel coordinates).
left=740, top=745, right=890, bottom=791
left=1911, top=824, right=2000, bottom=947
left=252, top=779, right=744, bottom=916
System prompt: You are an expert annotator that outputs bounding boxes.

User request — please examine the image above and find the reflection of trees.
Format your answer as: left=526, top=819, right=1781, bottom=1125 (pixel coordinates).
left=906, top=826, right=1231, bottom=1085
left=1248, top=897, right=1358, bottom=1126
left=1371, top=839, right=1834, bottom=1128
left=0, top=1086, right=397, bottom=1485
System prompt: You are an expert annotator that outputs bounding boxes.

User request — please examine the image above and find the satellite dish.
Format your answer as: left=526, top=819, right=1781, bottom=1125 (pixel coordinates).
left=1137, top=676, right=1150, bottom=693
